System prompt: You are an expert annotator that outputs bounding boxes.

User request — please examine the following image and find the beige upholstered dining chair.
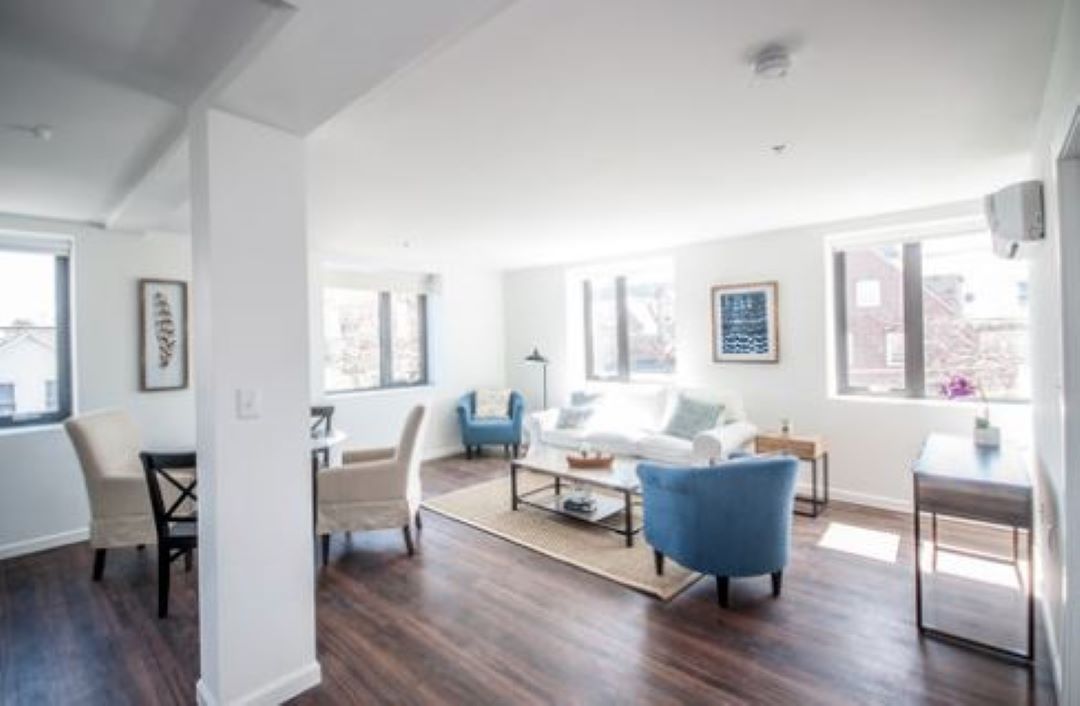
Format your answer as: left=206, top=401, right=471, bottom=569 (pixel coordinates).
left=65, top=409, right=157, bottom=581
left=317, top=404, right=427, bottom=565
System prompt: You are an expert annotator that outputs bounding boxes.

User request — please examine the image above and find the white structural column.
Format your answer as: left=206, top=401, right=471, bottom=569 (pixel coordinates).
left=189, top=108, right=319, bottom=705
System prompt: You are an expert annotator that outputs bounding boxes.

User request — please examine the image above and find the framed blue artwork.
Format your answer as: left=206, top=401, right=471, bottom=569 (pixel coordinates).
left=711, top=281, right=779, bottom=363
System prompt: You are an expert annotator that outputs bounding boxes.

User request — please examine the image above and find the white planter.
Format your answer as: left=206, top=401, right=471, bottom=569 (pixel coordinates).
left=974, top=425, right=1001, bottom=448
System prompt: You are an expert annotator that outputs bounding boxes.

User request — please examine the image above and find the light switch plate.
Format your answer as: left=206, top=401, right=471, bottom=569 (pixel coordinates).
left=236, top=389, right=262, bottom=420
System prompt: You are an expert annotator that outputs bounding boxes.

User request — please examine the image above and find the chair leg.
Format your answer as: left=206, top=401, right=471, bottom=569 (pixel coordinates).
left=321, top=534, right=330, bottom=567
left=465, top=446, right=473, bottom=460
left=415, top=510, right=423, bottom=532
left=403, top=525, right=415, bottom=556
left=771, top=570, right=783, bottom=598
left=158, top=549, right=170, bottom=619
left=716, top=576, right=730, bottom=608
left=654, top=550, right=665, bottom=576
left=513, top=443, right=520, bottom=458
left=184, top=550, right=193, bottom=573
left=92, top=549, right=107, bottom=582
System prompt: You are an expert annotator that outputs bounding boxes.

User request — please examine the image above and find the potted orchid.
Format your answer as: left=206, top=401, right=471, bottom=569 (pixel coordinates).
left=939, top=373, right=1000, bottom=448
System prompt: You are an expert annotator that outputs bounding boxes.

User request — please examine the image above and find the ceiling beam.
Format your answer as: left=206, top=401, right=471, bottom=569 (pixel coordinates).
left=104, top=1, right=300, bottom=231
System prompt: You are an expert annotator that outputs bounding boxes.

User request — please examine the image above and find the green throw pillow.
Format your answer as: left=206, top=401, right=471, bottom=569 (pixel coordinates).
left=663, top=396, right=725, bottom=440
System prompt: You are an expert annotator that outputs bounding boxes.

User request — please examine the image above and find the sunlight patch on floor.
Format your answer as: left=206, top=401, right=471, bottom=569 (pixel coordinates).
left=817, top=522, right=900, bottom=563
left=919, top=541, right=1025, bottom=590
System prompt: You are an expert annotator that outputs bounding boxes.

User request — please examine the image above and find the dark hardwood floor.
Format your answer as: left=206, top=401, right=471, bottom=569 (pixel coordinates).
left=0, top=454, right=1056, bottom=705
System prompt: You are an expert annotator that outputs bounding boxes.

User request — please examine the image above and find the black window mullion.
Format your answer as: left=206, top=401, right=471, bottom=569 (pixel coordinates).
left=902, top=242, right=925, bottom=397
left=833, top=251, right=851, bottom=394
left=55, top=255, right=73, bottom=420
left=583, top=280, right=596, bottom=380
left=378, top=291, right=392, bottom=387
left=615, top=276, right=630, bottom=380
left=417, top=293, right=429, bottom=385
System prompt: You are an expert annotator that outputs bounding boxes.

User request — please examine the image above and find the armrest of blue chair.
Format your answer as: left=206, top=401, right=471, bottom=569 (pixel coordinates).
left=456, top=394, right=474, bottom=427
left=509, top=391, right=525, bottom=435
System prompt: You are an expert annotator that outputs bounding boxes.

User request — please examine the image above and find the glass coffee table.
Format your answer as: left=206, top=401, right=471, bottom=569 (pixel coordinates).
left=510, top=449, right=643, bottom=547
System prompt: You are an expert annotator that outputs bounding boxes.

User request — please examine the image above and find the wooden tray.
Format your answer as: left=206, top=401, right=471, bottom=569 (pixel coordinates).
left=566, top=454, right=615, bottom=470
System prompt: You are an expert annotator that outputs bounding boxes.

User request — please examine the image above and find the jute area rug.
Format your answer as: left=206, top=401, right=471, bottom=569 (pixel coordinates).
left=422, top=470, right=701, bottom=600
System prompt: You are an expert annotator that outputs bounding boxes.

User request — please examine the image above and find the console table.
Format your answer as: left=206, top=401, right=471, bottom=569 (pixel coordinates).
left=911, top=433, right=1033, bottom=663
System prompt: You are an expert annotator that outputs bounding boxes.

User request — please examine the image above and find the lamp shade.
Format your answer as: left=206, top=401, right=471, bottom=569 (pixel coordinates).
left=524, top=347, right=548, bottom=364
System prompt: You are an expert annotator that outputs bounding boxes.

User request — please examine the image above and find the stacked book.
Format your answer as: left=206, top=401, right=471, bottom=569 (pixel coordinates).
left=563, top=495, right=597, bottom=513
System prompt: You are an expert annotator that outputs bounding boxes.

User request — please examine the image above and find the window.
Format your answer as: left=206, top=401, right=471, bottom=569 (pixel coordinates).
left=584, top=265, right=675, bottom=381
left=323, top=287, right=428, bottom=393
left=833, top=232, right=1029, bottom=401
left=0, top=239, right=72, bottom=427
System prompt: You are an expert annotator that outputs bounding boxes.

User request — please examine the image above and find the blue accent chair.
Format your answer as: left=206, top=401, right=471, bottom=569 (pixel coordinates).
left=637, top=455, right=799, bottom=608
left=456, top=391, right=525, bottom=459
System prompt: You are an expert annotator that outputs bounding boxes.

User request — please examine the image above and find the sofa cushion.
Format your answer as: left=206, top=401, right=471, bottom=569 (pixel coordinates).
left=636, top=434, right=694, bottom=464
left=542, top=427, right=588, bottom=448
left=587, top=385, right=668, bottom=432
left=663, top=395, right=725, bottom=440
left=582, top=429, right=645, bottom=457
left=556, top=406, right=594, bottom=430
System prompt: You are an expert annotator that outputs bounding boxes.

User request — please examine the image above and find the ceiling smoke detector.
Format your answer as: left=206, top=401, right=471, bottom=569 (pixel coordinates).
left=752, top=45, right=792, bottom=80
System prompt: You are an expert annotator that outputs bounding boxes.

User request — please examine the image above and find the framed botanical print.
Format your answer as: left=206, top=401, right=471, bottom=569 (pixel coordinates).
left=711, top=281, right=779, bottom=363
left=139, top=279, right=189, bottom=391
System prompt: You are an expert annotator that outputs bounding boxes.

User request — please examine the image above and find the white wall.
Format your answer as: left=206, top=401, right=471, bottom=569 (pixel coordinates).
left=309, top=260, right=506, bottom=459
left=1028, top=0, right=1080, bottom=695
left=504, top=201, right=1030, bottom=510
left=0, top=226, right=194, bottom=558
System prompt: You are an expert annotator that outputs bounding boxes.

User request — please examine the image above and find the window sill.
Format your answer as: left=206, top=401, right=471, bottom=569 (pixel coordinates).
left=325, top=385, right=434, bottom=401
left=0, top=422, right=65, bottom=438
left=827, top=393, right=1030, bottom=410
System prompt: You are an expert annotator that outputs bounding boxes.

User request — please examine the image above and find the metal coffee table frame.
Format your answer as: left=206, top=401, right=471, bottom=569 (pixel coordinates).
left=510, top=460, right=643, bottom=547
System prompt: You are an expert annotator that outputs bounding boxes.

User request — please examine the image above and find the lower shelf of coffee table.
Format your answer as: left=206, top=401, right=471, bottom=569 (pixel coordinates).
left=517, top=490, right=626, bottom=523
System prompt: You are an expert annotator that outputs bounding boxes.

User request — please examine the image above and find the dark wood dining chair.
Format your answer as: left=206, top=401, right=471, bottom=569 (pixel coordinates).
left=311, top=405, right=335, bottom=467
left=139, top=451, right=198, bottom=618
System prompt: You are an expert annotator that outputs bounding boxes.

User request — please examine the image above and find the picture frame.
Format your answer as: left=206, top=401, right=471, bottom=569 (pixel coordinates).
left=139, top=278, right=189, bottom=391
left=711, top=281, right=779, bottom=363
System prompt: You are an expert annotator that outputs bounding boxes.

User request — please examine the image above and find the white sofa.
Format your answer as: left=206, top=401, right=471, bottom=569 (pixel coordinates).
left=525, top=385, right=757, bottom=465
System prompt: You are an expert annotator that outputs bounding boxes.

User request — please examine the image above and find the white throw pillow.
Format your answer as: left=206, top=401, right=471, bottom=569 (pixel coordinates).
left=475, top=389, right=512, bottom=418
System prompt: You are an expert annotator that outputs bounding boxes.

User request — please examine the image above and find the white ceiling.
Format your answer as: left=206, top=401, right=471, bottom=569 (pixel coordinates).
left=217, top=0, right=515, bottom=135
left=307, top=0, right=1063, bottom=269
left=0, top=0, right=274, bottom=224
left=0, top=0, right=513, bottom=229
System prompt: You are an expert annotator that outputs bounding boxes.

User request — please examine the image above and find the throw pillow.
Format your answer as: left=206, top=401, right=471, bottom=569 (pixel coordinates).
left=663, top=395, right=725, bottom=441
left=570, top=390, right=603, bottom=407
left=556, top=406, right=594, bottom=430
left=475, top=389, right=512, bottom=418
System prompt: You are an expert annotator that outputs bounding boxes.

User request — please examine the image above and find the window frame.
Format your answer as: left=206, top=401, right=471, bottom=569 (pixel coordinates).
left=583, top=273, right=674, bottom=382
left=324, top=289, right=429, bottom=395
left=833, top=238, right=1028, bottom=403
left=0, top=252, right=73, bottom=428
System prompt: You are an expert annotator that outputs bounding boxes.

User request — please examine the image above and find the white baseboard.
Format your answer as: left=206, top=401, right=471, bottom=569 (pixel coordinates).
left=0, top=527, right=88, bottom=560
left=424, top=444, right=463, bottom=461
left=197, top=660, right=321, bottom=706
left=795, top=483, right=910, bottom=514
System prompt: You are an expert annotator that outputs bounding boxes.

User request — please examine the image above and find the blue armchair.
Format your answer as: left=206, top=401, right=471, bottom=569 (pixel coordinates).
left=456, top=391, right=525, bottom=459
left=637, top=455, right=799, bottom=608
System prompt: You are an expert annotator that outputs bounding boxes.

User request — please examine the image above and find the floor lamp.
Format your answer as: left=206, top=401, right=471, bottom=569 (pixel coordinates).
left=524, top=347, right=549, bottom=409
